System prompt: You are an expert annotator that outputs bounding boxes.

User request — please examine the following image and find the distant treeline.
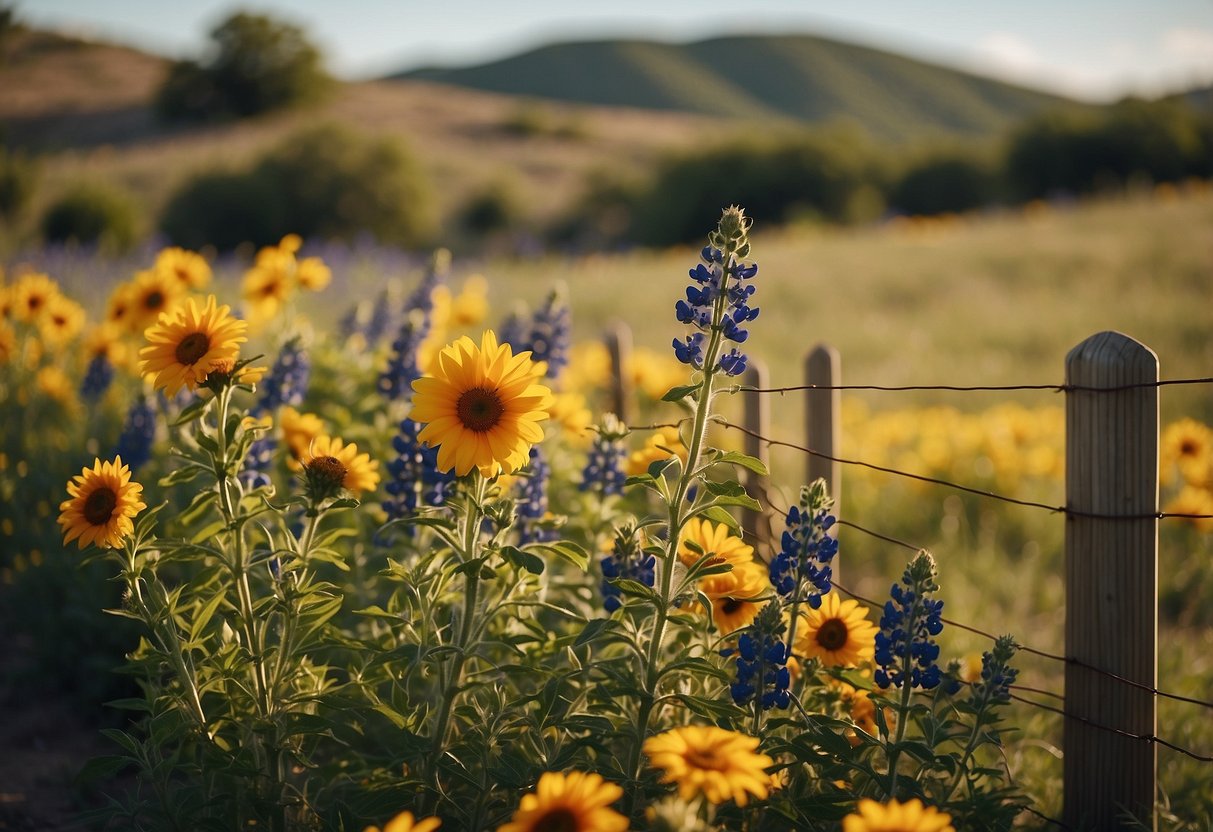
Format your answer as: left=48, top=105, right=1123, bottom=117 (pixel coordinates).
left=560, top=98, right=1213, bottom=248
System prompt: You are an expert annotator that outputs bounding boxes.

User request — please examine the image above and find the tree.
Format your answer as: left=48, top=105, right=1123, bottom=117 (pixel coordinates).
left=155, top=11, right=330, bottom=122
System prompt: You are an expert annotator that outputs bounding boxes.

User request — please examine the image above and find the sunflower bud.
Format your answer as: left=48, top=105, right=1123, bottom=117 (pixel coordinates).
left=304, top=454, right=348, bottom=504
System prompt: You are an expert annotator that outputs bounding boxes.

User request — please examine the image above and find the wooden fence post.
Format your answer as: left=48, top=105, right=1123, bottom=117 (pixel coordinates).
left=1064, top=331, right=1158, bottom=831
left=741, top=358, right=771, bottom=549
left=805, top=344, right=841, bottom=576
left=604, top=321, right=634, bottom=426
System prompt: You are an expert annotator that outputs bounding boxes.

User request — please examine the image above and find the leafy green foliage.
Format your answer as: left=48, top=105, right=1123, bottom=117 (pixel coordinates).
left=40, top=181, right=140, bottom=251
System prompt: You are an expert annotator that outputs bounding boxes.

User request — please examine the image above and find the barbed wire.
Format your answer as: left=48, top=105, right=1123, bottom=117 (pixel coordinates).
left=1007, top=693, right=1213, bottom=763
left=728, top=376, right=1213, bottom=395
left=711, top=419, right=1213, bottom=522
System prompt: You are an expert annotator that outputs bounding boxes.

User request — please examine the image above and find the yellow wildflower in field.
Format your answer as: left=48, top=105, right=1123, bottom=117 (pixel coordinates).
left=699, top=561, right=770, bottom=634
left=301, top=435, right=380, bottom=498
left=36, top=365, right=76, bottom=408
left=139, top=295, right=247, bottom=396
left=497, top=771, right=627, bottom=832
left=58, top=456, right=146, bottom=549
left=243, top=245, right=296, bottom=321
left=1164, top=486, right=1213, bottom=533
left=105, top=280, right=136, bottom=328
left=411, top=331, right=553, bottom=477
left=11, top=272, right=60, bottom=322
left=627, top=425, right=687, bottom=476
left=564, top=341, right=612, bottom=393
left=83, top=324, right=131, bottom=371
left=677, top=517, right=753, bottom=568
left=0, top=321, right=15, bottom=364
left=449, top=274, right=488, bottom=326
left=280, top=406, right=326, bottom=469
left=843, top=798, right=955, bottom=832
left=644, top=725, right=773, bottom=806
left=628, top=346, right=687, bottom=401
left=795, top=592, right=878, bottom=668
left=363, top=811, right=441, bottom=832
left=38, top=293, right=85, bottom=347
left=154, top=246, right=212, bottom=290
left=127, top=268, right=187, bottom=333
left=1162, top=418, right=1212, bottom=488
left=549, top=390, right=593, bottom=444
left=295, top=256, right=331, bottom=291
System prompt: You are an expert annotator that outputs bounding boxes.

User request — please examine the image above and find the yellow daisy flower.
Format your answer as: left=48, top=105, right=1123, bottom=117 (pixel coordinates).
left=36, top=365, right=76, bottom=407
left=301, top=434, right=380, bottom=498
left=11, top=272, right=60, bottom=322
left=699, top=561, right=770, bottom=634
left=410, top=330, right=553, bottom=477
left=450, top=274, right=488, bottom=326
left=139, top=295, right=247, bottom=396
left=643, top=725, right=773, bottom=807
left=1162, top=418, right=1212, bottom=488
left=842, top=798, right=955, bottom=832
left=105, top=280, right=136, bottom=328
left=243, top=246, right=296, bottom=321
left=127, top=268, right=186, bottom=333
left=363, top=811, right=441, bottom=832
left=564, top=341, right=612, bottom=393
left=550, top=390, right=593, bottom=444
left=795, top=592, right=879, bottom=668
left=39, top=293, right=86, bottom=347
left=0, top=321, right=16, bottom=364
left=280, top=406, right=325, bottom=469
left=58, top=456, right=147, bottom=549
left=278, top=233, right=303, bottom=254
left=84, top=324, right=131, bottom=370
left=295, top=256, right=331, bottom=291
left=627, top=426, right=687, bottom=476
left=628, top=346, right=688, bottom=401
left=678, top=517, right=754, bottom=569
left=154, top=246, right=212, bottom=290
left=497, top=771, right=628, bottom=832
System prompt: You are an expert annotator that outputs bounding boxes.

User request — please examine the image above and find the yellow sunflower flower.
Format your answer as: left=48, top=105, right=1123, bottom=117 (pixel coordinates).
left=295, top=256, right=331, bottom=291
left=842, top=798, right=955, bottom=832
left=127, top=268, right=186, bottom=333
left=629, top=346, right=688, bottom=401
left=58, top=456, right=147, bottom=549
left=497, top=771, right=628, bottom=832
left=139, top=295, right=247, bottom=396
left=699, top=561, right=770, bottom=634
left=627, top=426, right=687, bottom=476
left=795, top=591, right=878, bottom=668
left=564, top=341, right=612, bottom=393
left=410, top=330, right=553, bottom=477
left=450, top=274, right=489, bottom=326
left=363, top=810, right=441, bottom=832
left=644, top=725, right=773, bottom=807
left=550, top=390, right=593, bottom=444
left=280, top=406, right=325, bottom=469
left=0, top=321, right=16, bottom=364
left=39, top=293, right=86, bottom=348
left=678, top=517, right=753, bottom=569
left=36, top=365, right=76, bottom=407
left=301, top=434, right=380, bottom=498
left=243, top=246, right=296, bottom=321
left=1162, top=418, right=1212, bottom=488
left=105, top=280, right=136, bottom=328
left=11, top=272, right=60, bottom=322
left=84, top=324, right=131, bottom=371
left=154, top=246, right=212, bottom=290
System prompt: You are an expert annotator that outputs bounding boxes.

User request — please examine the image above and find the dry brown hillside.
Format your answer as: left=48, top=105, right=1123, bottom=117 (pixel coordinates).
left=0, top=28, right=718, bottom=229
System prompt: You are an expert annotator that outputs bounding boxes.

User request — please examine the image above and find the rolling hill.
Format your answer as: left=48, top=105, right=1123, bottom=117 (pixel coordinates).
left=397, top=34, right=1084, bottom=141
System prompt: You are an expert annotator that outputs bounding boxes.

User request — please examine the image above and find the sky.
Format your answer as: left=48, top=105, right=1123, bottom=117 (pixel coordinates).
left=17, top=0, right=1213, bottom=102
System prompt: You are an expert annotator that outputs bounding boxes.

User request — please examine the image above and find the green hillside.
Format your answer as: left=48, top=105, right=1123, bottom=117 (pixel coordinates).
left=398, top=34, right=1084, bottom=140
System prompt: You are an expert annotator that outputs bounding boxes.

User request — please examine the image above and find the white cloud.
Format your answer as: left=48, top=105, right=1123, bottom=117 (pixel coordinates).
left=1162, top=28, right=1213, bottom=67
left=976, top=33, right=1045, bottom=74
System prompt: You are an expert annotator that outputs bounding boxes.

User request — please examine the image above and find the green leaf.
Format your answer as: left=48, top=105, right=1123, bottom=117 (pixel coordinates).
left=674, top=693, right=743, bottom=720
left=189, top=592, right=226, bottom=641
left=190, top=518, right=227, bottom=545
left=373, top=702, right=408, bottom=729
left=171, top=397, right=210, bottom=426
left=159, top=464, right=207, bottom=488
left=500, top=545, right=545, bottom=575
left=573, top=618, right=616, bottom=648
left=528, top=540, right=590, bottom=571
left=697, top=505, right=741, bottom=534
left=662, top=383, right=701, bottom=402
left=713, top=450, right=769, bottom=476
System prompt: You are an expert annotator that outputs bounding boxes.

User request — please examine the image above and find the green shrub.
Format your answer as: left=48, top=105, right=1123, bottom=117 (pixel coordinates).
left=41, top=182, right=139, bottom=250
left=0, top=145, right=38, bottom=222
left=890, top=152, right=998, bottom=216
left=159, top=124, right=434, bottom=250
left=459, top=179, right=523, bottom=235
left=155, top=11, right=330, bottom=122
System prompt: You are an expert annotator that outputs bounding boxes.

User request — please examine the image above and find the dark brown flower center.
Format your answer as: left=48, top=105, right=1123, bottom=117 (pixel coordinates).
left=83, top=487, right=118, bottom=526
left=816, top=618, right=849, bottom=652
left=144, top=290, right=166, bottom=311
left=456, top=386, right=506, bottom=433
left=1180, top=439, right=1199, bottom=456
left=308, top=455, right=347, bottom=488
left=531, top=808, right=579, bottom=832
left=685, top=746, right=727, bottom=771
left=721, top=597, right=744, bottom=615
left=28, top=295, right=45, bottom=312
left=175, top=332, right=211, bottom=366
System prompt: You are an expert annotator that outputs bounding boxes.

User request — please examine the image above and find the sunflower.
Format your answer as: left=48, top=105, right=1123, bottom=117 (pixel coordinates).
left=243, top=247, right=295, bottom=321
left=105, top=280, right=136, bottom=328
left=678, top=517, right=754, bottom=569
left=36, top=365, right=76, bottom=407
left=550, top=390, right=593, bottom=444
left=699, top=561, right=769, bottom=634
left=362, top=811, right=441, bottom=832
left=0, top=321, right=16, bottom=365
left=644, top=725, right=773, bottom=807
left=410, top=331, right=553, bottom=477
left=628, top=346, right=688, bottom=401
left=450, top=274, right=488, bottom=326
left=1164, top=485, right=1213, bottom=533
left=795, top=591, right=878, bottom=668
left=127, top=268, right=186, bottom=333
left=563, top=342, right=612, bottom=393
left=842, top=798, right=954, bottom=832
left=58, top=456, right=147, bottom=549
left=84, top=324, right=131, bottom=370
left=11, top=272, right=61, bottom=322
left=139, top=295, right=247, bottom=396
left=295, top=256, right=331, bottom=291
left=301, top=434, right=380, bottom=499
left=154, top=246, right=212, bottom=290
left=39, top=293, right=86, bottom=347
left=497, top=771, right=627, bottom=832
left=1162, top=418, right=1212, bottom=488
left=280, top=407, right=325, bottom=469
left=627, top=425, right=687, bottom=476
